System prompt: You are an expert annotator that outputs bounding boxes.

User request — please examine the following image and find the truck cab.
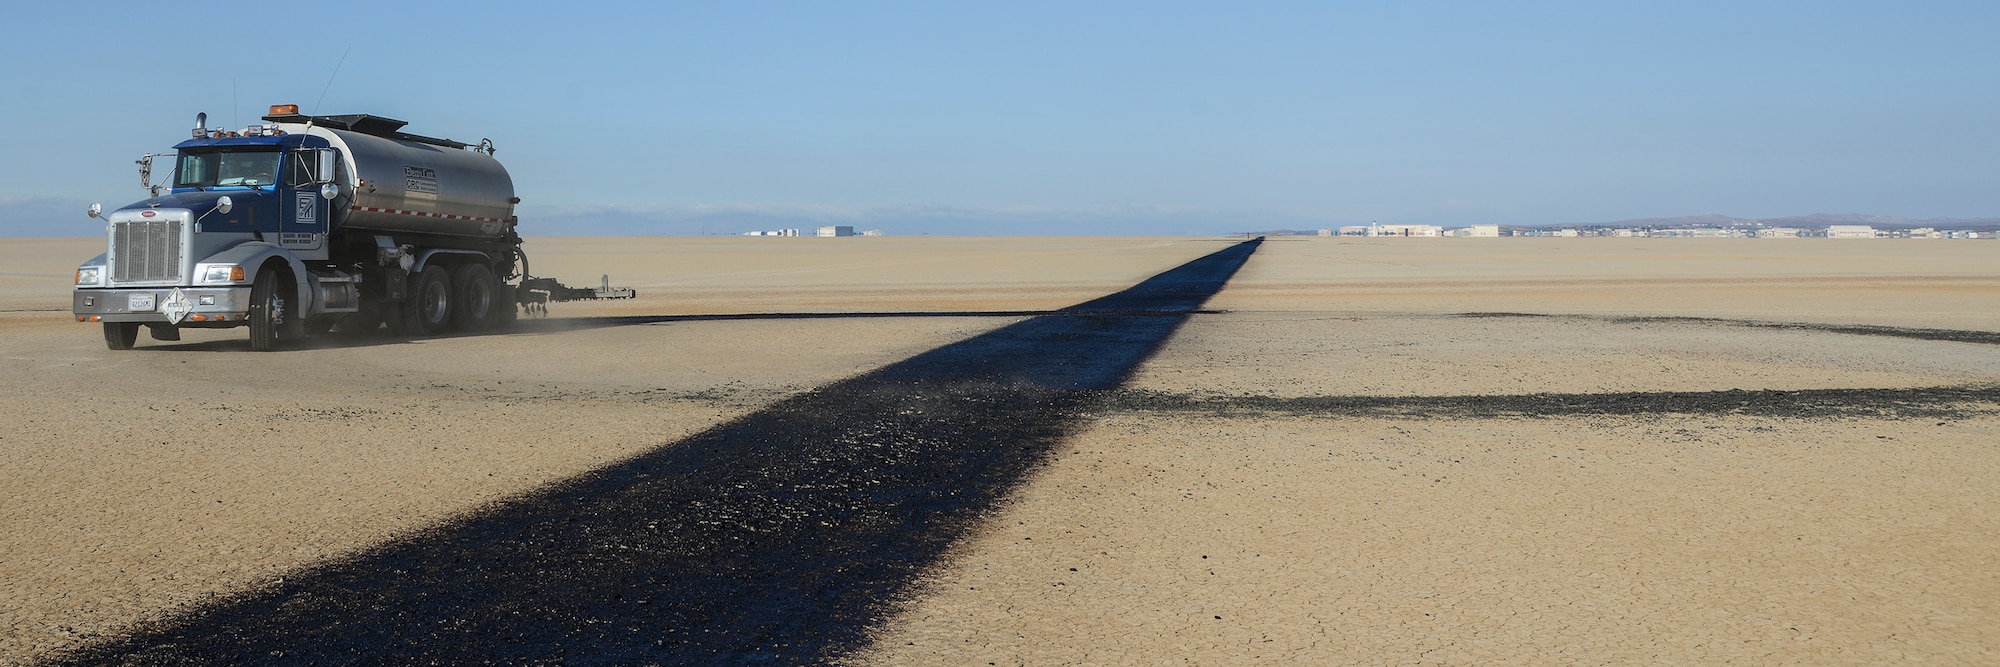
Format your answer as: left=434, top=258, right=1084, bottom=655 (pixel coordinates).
left=73, top=118, right=346, bottom=350
left=74, top=104, right=521, bottom=351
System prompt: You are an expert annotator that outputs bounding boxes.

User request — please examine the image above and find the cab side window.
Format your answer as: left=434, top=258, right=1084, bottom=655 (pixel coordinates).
left=284, top=151, right=315, bottom=188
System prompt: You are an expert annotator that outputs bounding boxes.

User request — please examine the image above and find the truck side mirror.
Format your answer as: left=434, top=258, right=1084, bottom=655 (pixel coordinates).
left=316, top=150, right=337, bottom=185
left=87, top=203, right=103, bottom=219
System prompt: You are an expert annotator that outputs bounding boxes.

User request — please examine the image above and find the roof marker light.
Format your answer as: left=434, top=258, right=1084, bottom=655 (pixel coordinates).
left=270, top=104, right=299, bottom=116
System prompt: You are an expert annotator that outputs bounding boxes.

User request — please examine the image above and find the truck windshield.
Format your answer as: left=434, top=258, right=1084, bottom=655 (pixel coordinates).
left=175, top=149, right=281, bottom=189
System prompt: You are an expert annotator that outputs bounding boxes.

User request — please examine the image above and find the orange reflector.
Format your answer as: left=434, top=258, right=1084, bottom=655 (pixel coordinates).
left=77, top=316, right=86, bottom=322
left=89, top=316, right=101, bottom=322
left=230, top=266, right=244, bottom=281
left=269, top=104, right=299, bottom=115
left=190, top=314, right=207, bottom=322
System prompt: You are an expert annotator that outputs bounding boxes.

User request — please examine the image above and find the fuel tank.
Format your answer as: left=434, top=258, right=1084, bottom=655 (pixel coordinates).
left=287, top=120, right=517, bottom=238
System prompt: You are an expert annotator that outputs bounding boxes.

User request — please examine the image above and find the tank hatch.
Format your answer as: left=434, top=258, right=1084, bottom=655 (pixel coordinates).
left=262, top=110, right=470, bottom=150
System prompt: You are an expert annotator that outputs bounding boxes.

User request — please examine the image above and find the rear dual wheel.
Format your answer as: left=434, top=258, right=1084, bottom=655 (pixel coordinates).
left=451, top=263, right=500, bottom=331
left=400, top=265, right=454, bottom=335
left=391, top=262, right=513, bottom=337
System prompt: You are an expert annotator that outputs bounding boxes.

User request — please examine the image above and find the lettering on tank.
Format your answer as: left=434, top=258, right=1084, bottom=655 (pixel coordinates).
left=403, top=166, right=438, bottom=200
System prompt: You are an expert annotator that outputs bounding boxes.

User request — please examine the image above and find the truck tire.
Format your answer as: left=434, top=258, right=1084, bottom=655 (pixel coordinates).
left=401, top=265, right=453, bottom=335
left=103, top=322, right=139, bottom=350
left=248, top=267, right=284, bottom=351
left=451, top=263, right=498, bottom=331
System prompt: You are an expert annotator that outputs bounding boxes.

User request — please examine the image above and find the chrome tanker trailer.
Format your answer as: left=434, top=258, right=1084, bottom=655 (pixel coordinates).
left=72, top=104, right=623, bottom=350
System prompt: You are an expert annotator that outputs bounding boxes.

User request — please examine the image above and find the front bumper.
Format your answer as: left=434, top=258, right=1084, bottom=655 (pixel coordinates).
left=73, top=286, right=252, bottom=326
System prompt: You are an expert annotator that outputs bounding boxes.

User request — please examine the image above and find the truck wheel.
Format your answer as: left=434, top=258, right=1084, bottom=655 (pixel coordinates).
left=451, top=263, right=498, bottom=331
left=400, top=265, right=452, bottom=335
left=103, top=322, right=139, bottom=350
left=248, top=267, right=284, bottom=351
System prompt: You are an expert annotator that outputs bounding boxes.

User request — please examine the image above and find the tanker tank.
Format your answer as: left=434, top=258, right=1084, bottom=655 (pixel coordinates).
left=278, top=114, right=517, bottom=239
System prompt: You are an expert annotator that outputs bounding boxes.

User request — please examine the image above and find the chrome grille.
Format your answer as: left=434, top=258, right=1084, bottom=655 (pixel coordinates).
left=111, top=219, right=185, bottom=283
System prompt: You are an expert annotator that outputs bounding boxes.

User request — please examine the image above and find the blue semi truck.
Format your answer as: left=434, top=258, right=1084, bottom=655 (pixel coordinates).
left=72, top=104, right=618, bottom=350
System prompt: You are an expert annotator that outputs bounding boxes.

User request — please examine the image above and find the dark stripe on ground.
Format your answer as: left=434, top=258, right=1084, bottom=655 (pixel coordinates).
left=53, top=238, right=1263, bottom=666
left=1109, top=385, right=2000, bottom=420
left=519, top=309, right=1228, bottom=329
left=1454, top=312, right=2000, bottom=347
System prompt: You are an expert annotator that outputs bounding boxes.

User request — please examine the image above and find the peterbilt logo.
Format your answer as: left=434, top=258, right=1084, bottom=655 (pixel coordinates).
left=141, top=210, right=156, bottom=218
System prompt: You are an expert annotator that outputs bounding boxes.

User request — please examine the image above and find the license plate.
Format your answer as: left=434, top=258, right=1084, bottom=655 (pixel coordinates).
left=129, top=294, right=155, bottom=311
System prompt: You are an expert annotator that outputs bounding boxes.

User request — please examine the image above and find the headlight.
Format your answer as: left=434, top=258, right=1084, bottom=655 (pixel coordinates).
left=75, top=267, right=103, bottom=286
left=198, top=264, right=246, bottom=284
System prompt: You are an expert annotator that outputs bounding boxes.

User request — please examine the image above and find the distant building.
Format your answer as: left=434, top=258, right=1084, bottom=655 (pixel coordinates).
left=1756, top=227, right=1804, bottom=238
left=817, top=225, right=856, bottom=237
left=1826, top=225, right=1877, bottom=239
left=1653, top=228, right=1742, bottom=238
left=1317, top=228, right=1334, bottom=237
left=1373, top=224, right=1442, bottom=237
left=1454, top=224, right=1500, bottom=237
left=1338, top=226, right=1369, bottom=236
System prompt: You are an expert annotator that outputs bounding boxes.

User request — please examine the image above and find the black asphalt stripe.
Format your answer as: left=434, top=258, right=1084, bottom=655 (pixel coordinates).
left=53, top=238, right=1262, bottom=666
left=1109, top=385, right=2000, bottom=420
left=523, top=309, right=1229, bottom=328
left=1454, top=312, right=2000, bottom=347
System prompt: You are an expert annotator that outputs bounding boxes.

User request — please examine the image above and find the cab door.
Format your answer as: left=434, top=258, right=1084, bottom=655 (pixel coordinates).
left=281, top=147, right=330, bottom=254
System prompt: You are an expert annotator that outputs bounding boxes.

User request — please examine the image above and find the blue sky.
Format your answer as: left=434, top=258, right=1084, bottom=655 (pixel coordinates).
left=3, top=1, right=1995, bottom=236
